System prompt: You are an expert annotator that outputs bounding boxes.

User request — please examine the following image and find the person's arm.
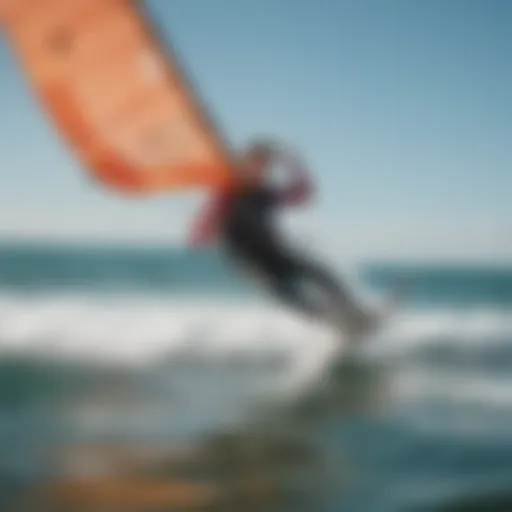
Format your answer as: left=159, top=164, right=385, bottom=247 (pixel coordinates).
left=188, top=189, right=230, bottom=248
left=272, top=145, right=314, bottom=207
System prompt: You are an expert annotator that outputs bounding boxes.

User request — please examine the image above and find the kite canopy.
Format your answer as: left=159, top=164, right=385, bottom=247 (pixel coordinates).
left=0, top=0, right=235, bottom=193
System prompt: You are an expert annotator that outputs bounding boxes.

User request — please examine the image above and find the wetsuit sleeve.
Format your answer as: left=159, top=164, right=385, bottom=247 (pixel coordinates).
left=272, top=149, right=314, bottom=207
left=188, top=190, right=230, bottom=248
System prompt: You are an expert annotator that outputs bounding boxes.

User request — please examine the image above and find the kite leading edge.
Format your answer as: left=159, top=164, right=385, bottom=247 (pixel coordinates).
left=0, top=0, right=234, bottom=194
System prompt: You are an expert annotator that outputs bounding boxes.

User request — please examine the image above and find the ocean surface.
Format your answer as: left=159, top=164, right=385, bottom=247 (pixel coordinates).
left=0, top=241, right=511, bottom=511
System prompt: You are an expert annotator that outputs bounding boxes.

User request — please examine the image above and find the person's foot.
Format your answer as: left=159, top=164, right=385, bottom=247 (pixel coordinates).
left=338, top=281, right=409, bottom=343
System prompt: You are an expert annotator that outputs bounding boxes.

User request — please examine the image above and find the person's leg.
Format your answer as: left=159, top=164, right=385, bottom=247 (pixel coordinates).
left=294, top=258, right=385, bottom=339
left=264, top=271, right=323, bottom=317
left=223, top=233, right=362, bottom=319
left=225, top=237, right=380, bottom=338
left=266, top=254, right=380, bottom=334
left=224, top=246, right=321, bottom=317
left=292, top=259, right=362, bottom=318
left=251, top=254, right=356, bottom=320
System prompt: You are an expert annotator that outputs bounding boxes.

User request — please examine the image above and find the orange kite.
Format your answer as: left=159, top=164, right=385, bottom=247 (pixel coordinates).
left=0, top=0, right=235, bottom=193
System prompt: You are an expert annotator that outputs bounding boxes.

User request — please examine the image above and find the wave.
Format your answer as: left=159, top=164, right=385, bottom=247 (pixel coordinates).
left=0, top=291, right=509, bottom=402
left=0, top=292, right=510, bottom=503
left=0, top=292, right=510, bottom=359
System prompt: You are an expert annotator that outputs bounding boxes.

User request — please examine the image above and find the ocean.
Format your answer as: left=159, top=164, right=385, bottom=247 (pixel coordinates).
left=0, top=241, right=511, bottom=511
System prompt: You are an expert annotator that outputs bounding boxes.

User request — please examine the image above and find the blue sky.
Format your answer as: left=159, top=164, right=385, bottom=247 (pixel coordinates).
left=0, top=0, right=509, bottom=261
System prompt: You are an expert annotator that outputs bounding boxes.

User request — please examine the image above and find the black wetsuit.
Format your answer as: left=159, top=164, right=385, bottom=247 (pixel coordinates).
left=219, top=185, right=356, bottom=319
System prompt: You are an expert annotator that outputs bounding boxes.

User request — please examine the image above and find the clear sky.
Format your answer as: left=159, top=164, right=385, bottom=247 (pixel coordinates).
left=0, top=0, right=509, bottom=261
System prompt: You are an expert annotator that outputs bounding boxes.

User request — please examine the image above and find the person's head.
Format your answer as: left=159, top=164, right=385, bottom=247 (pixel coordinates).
left=237, top=140, right=273, bottom=187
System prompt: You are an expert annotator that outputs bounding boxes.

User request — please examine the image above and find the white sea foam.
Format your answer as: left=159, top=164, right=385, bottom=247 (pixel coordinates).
left=0, top=292, right=510, bottom=399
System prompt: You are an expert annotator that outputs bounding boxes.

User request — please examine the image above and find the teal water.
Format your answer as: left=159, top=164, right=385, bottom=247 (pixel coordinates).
left=0, top=241, right=511, bottom=511
left=1, top=241, right=511, bottom=307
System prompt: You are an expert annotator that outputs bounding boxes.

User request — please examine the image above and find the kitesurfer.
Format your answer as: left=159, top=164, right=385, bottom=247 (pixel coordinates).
left=189, top=139, right=377, bottom=338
